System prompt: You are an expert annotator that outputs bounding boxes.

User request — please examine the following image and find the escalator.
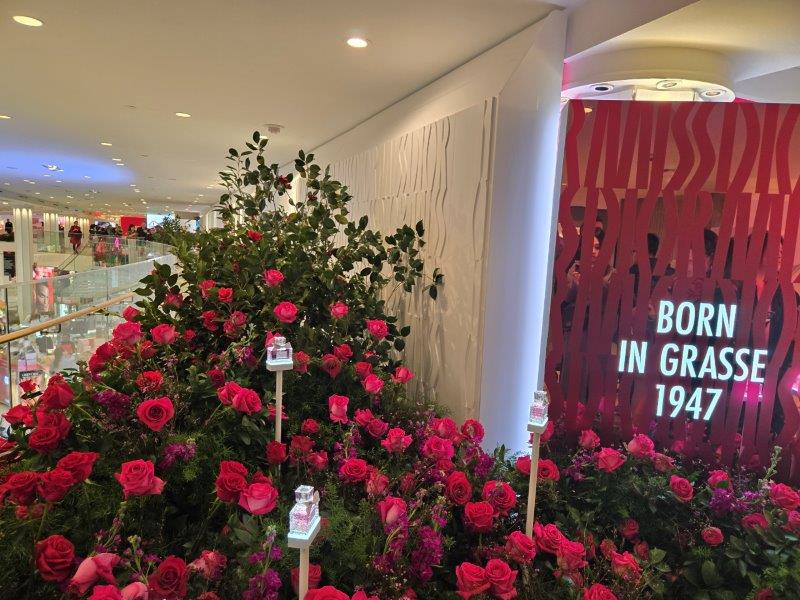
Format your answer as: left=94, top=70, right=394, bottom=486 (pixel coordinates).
left=54, top=242, right=92, bottom=274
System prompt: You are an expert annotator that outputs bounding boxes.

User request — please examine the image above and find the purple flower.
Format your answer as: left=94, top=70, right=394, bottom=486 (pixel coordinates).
left=93, top=389, right=131, bottom=420
left=709, top=487, right=735, bottom=516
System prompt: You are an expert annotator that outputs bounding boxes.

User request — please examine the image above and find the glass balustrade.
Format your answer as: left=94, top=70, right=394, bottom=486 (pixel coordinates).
left=0, top=238, right=176, bottom=426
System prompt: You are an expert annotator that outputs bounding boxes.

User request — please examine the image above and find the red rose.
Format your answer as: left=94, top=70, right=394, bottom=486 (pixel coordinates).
left=273, top=301, right=298, bottom=323
left=20, top=378, right=37, bottom=394
left=265, top=441, right=287, bottom=465
left=136, top=397, right=174, bottom=432
left=5, top=471, right=39, bottom=504
left=135, top=370, right=163, bottom=392
left=239, top=480, right=279, bottom=515
left=207, top=368, right=226, bottom=388
left=446, top=471, right=473, bottom=505
left=741, top=513, right=768, bottom=529
left=595, top=448, right=626, bottom=473
left=88, top=585, right=123, bottom=600
left=3, top=404, right=33, bottom=426
left=652, top=453, right=675, bottom=472
left=464, top=501, right=495, bottom=532
left=669, top=475, right=694, bottom=502
left=366, top=468, right=389, bottom=496
left=321, top=354, right=342, bottom=378
left=786, top=510, right=800, bottom=533
left=333, top=343, right=353, bottom=361
left=231, top=387, right=262, bottom=415
left=120, top=582, right=147, bottom=599
left=122, top=306, right=140, bottom=322
left=515, top=456, right=531, bottom=475
left=610, top=550, right=641, bottom=581
left=304, top=586, right=346, bottom=600
left=328, top=394, right=350, bottom=424
left=329, top=302, right=349, bottom=319
left=634, top=541, right=649, bottom=560
left=707, top=469, right=730, bottom=489
left=455, top=562, right=490, bottom=599
left=620, top=518, right=639, bottom=539
left=202, top=310, right=219, bottom=331
left=769, top=483, right=800, bottom=510
left=362, top=374, right=384, bottom=395
left=301, top=418, right=319, bottom=434
left=599, top=538, right=617, bottom=560
left=290, top=435, right=314, bottom=456
left=35, top=534, right=75, bottom=582
left=421, top=436, right=454, bottom=461
left=583, top=583, right=617, bottom=600
left=533, top=522, right=566, bottom=554
left=113, top=459, right=164, bottom=499
left=217, top=287, right=233, bottom=303
left=247, top=229, right=263, bottom=242
left=541, top=420, right=555, bottom=442
left=701, top=526, right=724, bottom=546
left=291, top=563, right=322, bottom=594
left=537, top=459, right=560, bottom=481
left=198, top=279, right=216, bottom=299
left=306, top=450, right=328, bottom=472
left=377, top=496, right=407, bottom=526
left=293, top=351, right=310, bottom=374
left=461, top=419, right=485, bottom=443
left=432, top=417, right=459, bottom=440
left=482, top=480, right=517, bottom=515
left=37, top=410, right=71, bottom=437
left=217, top=381, right=241, bottom=406
left=755, top=590, right=776, bottom=600
left=40, top=381, right=75, bottom=410
left=189, top=549, right=227, bottom=581
left=113, top=321, right=143, bottom=346
left=381, top=427, right=412, bottom=453
left=262, top=268, right=283, bottom=287
left=354, top=361, right=373, bottom=379
left=355, top=409, right=375, bottom=427
left=627, top=434, right=655, bottom=458
left=557, top=538, right=588, bottom=573
left=37, top=468, right=75, bottom=502
left=391, top=366, right=413, bottom=384
left=215, top=461, right=248, bottom=503
left=56, top=451, right=99, bottom=482
left=366, top=319, right=388, bottom=339
left=485, top=558, right=517, bottom=597
left=339, top=458, right=369, bottom=483
left=69, top=552, right=120, bottom=594
left=165, top=292, right=183, bottom=308
left=150, top=324, right=178, bottom=345
left=505, top=531, right=536, bottom=563
left=366, top=418, right=389, bottom=439
left=147, top=556, right=188, bottom=600
left=29, top=425, right=66, bottom=454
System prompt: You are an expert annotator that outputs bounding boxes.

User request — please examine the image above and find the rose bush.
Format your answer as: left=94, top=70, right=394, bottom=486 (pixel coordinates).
left=0, top=134, right=798, bottom=599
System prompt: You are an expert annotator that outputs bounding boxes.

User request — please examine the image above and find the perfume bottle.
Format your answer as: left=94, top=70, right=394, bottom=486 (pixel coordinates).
left=529, top=390, right=549, bottom=428
left=289, top=485, right=320, bottom=536
left=266, top=336, right=294, bottom=371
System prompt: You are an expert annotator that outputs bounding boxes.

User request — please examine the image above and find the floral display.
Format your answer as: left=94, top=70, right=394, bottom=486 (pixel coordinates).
left=0, top=134, right=798, bottom=599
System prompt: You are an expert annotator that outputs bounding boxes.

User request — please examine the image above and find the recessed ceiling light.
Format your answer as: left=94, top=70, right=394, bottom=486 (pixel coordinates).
left=115, top=163, right=125, bottom=166
left=129, top=184, right=136, bottom=187
left=175, top=112, right=191, bottom=118
left=346, top=37, right=369, bottom=48
left=43, top=174, right=50, bottom=177
left=198, top=194, right=204, bottom=197
left=112, top=158, right=121, bottom=161
left=0, top=115, right=11, bottom=120
left=3, top=182, right=8, bottom=185
left=34, top=192, right=40, bottom=195
left=13, top=15, right=43, bottom=27
left=166, top=196, right=172, bottom=200
left=84, top=175, right=91, bottom=179
left=49, top=196, right=54, bottom=199
left=67, top=195, right=73, bottom=199
left=1, top=202, right=7, bottom=206
left=55, top=180, right=62, bottom=183
left=100, top=142, right=112, bottom=147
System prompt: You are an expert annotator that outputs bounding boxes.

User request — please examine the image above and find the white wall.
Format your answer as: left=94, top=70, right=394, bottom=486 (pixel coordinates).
left=304, top=12, right=567, bottom=444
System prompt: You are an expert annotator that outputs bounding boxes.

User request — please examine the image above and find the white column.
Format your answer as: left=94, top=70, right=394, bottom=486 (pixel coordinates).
left=13, top=207, right=34, bottom=321
left=478, top=11, right=568, bottom=452
left=201, top=209, right=222, bottom=231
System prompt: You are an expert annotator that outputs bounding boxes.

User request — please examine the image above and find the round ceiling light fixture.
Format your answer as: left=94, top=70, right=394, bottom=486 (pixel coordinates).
left=346, top=37, right=369, bottom=48
left=0, top=115, right=11, bottom=120
left=13, top=15, right=43, bottom=27
left=175, top=112, right=191, bottom=118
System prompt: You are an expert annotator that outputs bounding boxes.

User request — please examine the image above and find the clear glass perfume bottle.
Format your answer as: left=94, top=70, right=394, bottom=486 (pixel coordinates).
left=289, top=485, right=320, bottom=536
left=529, top=390, right=549, bottom=428
left=266, top=336, right=294, bottom=370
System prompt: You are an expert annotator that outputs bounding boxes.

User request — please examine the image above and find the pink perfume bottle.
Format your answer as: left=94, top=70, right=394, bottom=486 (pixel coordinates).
left=529, top=390, right=549, bottom=428
left=289, top=485, right=319, bottom=536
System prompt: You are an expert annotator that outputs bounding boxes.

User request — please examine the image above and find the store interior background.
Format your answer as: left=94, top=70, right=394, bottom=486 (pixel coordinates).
left=2, top=0, right=800, bottom=451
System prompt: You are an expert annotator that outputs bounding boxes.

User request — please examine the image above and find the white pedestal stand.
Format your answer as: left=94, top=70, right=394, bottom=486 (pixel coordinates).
left=266, top=359, right=292, bottom=442
left=525, top=390, right=550, bottom=537
left=288, top=518, right=321, bottom=599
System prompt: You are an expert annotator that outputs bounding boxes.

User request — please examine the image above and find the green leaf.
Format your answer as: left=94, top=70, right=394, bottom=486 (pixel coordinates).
left=429, top=286, right=438, bottom=300
left=415, top=220, right=424, bottom=236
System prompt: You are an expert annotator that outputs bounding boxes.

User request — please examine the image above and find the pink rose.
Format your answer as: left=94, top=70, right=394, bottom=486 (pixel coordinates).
left=669, top=475, right=694, bottom=502
left=113, top=459, right=165, bottom=499
left=69, top=553, right=120, bottom=594
left=557, top=538, right=588, bottom=573
left=461, top=419, right=485, bottom=443
left=122, top=306, right=140, bottom=321
left=150, top=324, right=177, bottom=345
left=610, top=550, right=641, bottom=581
left=627, top=434, right=655, bottom=458
left=273, top=301, right=298, bottom=323
left=120, top=582, right=148, bottom=600
left=366, top=319, right=388, bottom=339
left=595, top=448, right=626, bottom=473
left=328, top=395, right=349, bottom=424
left=293, top=351, right=310, bottom=374
left=421, top=435, right=454, bottom=461
left=578, top=429, right=600, bottom=449
left=88, top=586, right=123, bottom=600
left=701, top=526, right=724, bottom=546
left=785, top=510, right=800, bottom=533
left=339, top=458, right=369, bottom=483
left=354, top=361, right=373, bottom=379
left=112, top=321, right=143, bottom=346
left=263, top=269, right=284, bottom=287
left=432, top=417, right=459, bottom=440
left=198, top=279, right=216, bottom=299
left=707, top=469, right=730, bottom=489
left=377, top=496, right=407, bottom=526
left=455, top=562, right=490, bottom=599
left=330, top=302, right=349, bottom=319
left=652, top=453, right=675, bottom=472
left=381, top=428, right=412, bottom=453
left=238, top=481, right=278, bottom=515
left=366, top=468, right=389, bottom=496
left=391, top=366, right=413, bottom=384
left=769, top=483, right=800, bottom=511
left=620, top=518, right=639, bottom=539
left=354, top=408, right=375, bottom=427
left=362, top=374, right=384, bottom=395
left=366, top=418, right=389, bottom=439
left=741, top=513, right=768, bottom=529
left=583, top=583, right=617, bottom=600
left=301, top=418, right=320, bottom=435
left=333, top=343, right=353, bottom=361
left=321, top=354, right=342, bottom=378
left=306, top=450, right=328, bottom=472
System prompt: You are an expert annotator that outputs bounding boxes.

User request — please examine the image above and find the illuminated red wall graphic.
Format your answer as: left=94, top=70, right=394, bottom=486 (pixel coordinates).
left=547, top=100, right=800, bottom=482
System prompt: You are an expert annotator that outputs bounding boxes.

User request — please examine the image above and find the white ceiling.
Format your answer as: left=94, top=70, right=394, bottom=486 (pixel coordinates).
left=0, top=0, right=574, bottom=216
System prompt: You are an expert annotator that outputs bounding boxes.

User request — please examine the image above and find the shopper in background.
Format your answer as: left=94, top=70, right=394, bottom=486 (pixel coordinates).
left=4, top=219, right=12, bottom=236
left=68, top=220, right=82, bottom=253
